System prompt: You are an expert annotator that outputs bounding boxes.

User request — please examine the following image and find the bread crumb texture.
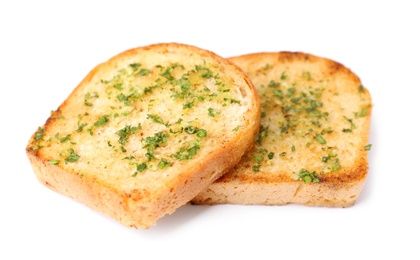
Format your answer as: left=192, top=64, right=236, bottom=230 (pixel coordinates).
left=26, top=43, right=260, bottom=228
left=193, top=52, right=372, bottom=207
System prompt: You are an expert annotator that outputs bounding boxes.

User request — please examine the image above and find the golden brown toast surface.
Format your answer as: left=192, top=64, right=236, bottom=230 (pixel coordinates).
left=26, top=43, right=260, bottom=228
left=193, top=52, right=372, bottom=207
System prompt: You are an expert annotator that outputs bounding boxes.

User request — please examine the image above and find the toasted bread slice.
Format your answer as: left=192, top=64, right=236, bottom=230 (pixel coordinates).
left=26, top=43, right=260, bottom=229
left=192, top=52, right=372, bottom=207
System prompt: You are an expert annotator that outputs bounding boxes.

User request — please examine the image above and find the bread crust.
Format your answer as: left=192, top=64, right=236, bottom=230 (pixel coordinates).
left=26, top=43, right=260, bottom=228
left=193, top=52, right=372, bottom=207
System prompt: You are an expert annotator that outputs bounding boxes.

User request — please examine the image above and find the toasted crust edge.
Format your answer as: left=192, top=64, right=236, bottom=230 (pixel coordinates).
left=192, top=176, right=367, bottom=207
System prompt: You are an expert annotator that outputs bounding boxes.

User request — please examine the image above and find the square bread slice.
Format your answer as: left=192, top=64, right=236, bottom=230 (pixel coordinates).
left=192, top=52, right=372, bottom=207
left=26, top=43, right=260, bottom=229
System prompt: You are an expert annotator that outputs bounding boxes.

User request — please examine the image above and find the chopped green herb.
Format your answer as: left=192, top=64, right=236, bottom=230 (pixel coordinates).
left=147, top=114, right=165, bottom=125
left=183, top=101, right=194, bottom=109
left=113, top=83, right=123, bottom=91
left=281, top=123, right=292, bottom=133
left=94, top=115, right=110, bottom=127
left=302, top=71, right=312, bottom=80
left=280, top=71, right=287, bottom=80
left=180, top=81, right=191, bottom=94
left=201, top=71, right=213, bottom=78
left=60, top=134, right=71, bottom=143
left=311, top=121, right=322, bottom=127
left=157, top=158, right=171, bottom=169
left=184, top=126, right=207, bottom=137
left=100, top=79, right=110, bottom=84
left=256, top=125, right=269, bottom=144
left=291, top=145, right=296, bottom=152
left=160, top=67, right=174, bottom=80
left=321, top=127, right=334, bottom=135
left=196, top=129, right=207, bottom=137
left=138, top=69, right=151, bottom=76
left=136, top=162, right=147, bottom=172
left=306, top=100, right=323, bottom=112
left=187, top=145, right=198, bottom=156
left=185, top=126, right=197, bottom=134
left=356, top=107, right=367, bottom=118
left=358, top=85, right=365, bottom=93
left=298, top=169, right=320, bottom=183
left=223, top=98, right=241, bottom=104
left=286, top=87, right=296, bottom=98
left=117, top=93, right=128, bottom=102
left=253, top=155, right=264, bottom=163
left=143, top=131, right=169, bottom=149
left=208, top=107, right=218, bottom=117
left=273, top=89, right=283, bottom=97
left=171, top=144, right=200, bottom=160
left=65, top=150, right=80, bottom=163
left=85, top=92, right=99, bottom=100
left=145, top=147, right=155, bottom=161
left=268, top=152, right=274, bottom=159
left=316, top=134, right=326, bottom=144
left=34, top=127, right=45, bottom=141
left=123, top=155, right=135, bottom=160
left=331, top=159, right=341, bottom=171
left=129, top=63, right=141, bottom=71
left=328, top=150, right=338, bottom=157
left=122, top=110, right=130, bottom=116
left=261, top=111, right=266, bottom=118
left=48, top=160, right=60, bottom=165
left=115, top=124, right=141, bottom=145
left=344, top=116, right=356, bottom=131
left=364, top=144, right=372, bottom=150
left=171, top=63, right=184, bottom=70
left=268, top=80, right=280, bottom=88
left=76, top=123, right=87, bottom=133
left=195, top=65, right=213, bottom=78
left=252, top=165, right=261, bottom=172
left=117, top=92, right=139, bottom=106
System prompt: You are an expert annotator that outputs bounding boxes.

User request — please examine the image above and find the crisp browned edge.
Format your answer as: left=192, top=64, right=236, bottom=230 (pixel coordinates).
left=192, top=51, right=372, bottom=207
left=26, top=43, right=260, bottom=228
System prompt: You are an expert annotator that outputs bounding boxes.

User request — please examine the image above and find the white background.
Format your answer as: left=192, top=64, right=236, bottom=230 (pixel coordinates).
left=1, top=1, right=419, bottom=259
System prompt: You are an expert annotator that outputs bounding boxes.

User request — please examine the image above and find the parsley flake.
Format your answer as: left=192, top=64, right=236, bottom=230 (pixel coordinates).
left=316, top=134, right=326, bottom=144
left=298, top=169, right=320, bottom=183
left=65, top=149, right=80, bottom=163
left=147, top=114, right=165, bottom=125
left=48, top=160, right=60, bottom=165
left=364, top=144, right=372, bottom=150
left=34, top=127, right=45, bottom=141
left=94, top=115, right=110, bottom=127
